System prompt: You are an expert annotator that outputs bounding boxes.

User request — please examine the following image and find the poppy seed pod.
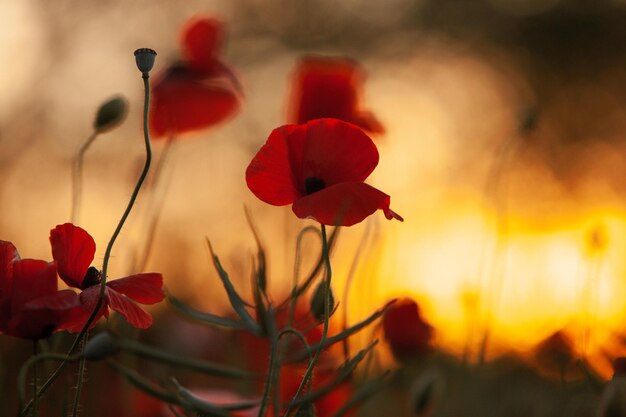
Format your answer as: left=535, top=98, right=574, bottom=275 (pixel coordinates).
left=94, top=95, right=128, bottom=133
left=134, top=48, right=157, bottom=75
left=310, top=281, right=334, bottom=323
left=84, top=332, right=120, bottom=361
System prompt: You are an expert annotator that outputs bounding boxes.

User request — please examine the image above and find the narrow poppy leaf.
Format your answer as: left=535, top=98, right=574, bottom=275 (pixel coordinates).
left=168, top=294, right=248, bottom=330
left=171, top=379, right=232, bottom=417
left=206, top=239, right=261, bottom=335
left=287, top=299, right=396, bottom=362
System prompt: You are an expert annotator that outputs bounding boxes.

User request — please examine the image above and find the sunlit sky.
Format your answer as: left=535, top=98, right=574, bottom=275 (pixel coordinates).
left=2, top=0, right=626, bottom=375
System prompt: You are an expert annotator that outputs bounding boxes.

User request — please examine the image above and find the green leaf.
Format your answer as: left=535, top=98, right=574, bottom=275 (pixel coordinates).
left=168, top=294, right=248, bottom=330
left=206, top=239, right=261, bottom=335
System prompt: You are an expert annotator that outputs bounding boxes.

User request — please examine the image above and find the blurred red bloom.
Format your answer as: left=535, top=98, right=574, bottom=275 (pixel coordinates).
left=382, top=298, right=433, bottom=361
left=246, top=118, right=402, bottom=226
left=49, top=223, right=165, bottom=330
left=289, top=56, right=384, bottom=134
left=0, top=241, right=78, bottom=340
left=150, top=16, right=241, bottom=138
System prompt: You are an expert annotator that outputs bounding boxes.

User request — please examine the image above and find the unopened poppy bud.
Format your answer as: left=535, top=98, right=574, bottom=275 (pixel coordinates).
left=310, top=282, right=334, bottom=322
left=409, top=371, right=444, bottom=417
left=84, top=332, right=120, bottom=361
left=134, top=48, right=157, bottom=75
left=94, top=95, right=128, bottom=133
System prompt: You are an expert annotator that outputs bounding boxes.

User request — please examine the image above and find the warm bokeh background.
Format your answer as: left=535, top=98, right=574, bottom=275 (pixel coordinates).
left=2, top=0, right=626, bottom=377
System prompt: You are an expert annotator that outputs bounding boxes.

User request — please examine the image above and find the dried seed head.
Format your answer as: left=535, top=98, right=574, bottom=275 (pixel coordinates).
left=84, top=332, right=120, bottom=361
left=310, top=281, right=334, bottom=323
left=94, top=95, right=128, bottom=133
left=134, top=48, right=157, bottom=75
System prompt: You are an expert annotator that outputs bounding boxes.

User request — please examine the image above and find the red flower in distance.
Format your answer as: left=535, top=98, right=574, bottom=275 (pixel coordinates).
left=289, top=56, right=384, bottom=134
left=49, top=223, right=165, bottom=330
left=150, top=17, right=241, bottom=138
left=382, top=298, right=433, bottom=361
left=246, top=118, right=403, bottom=226
left=0, top=241, right=78, bottom=340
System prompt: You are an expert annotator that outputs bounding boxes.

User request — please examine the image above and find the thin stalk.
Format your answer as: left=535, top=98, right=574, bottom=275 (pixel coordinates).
left=20, top=72, right=154, bottom=417
left=32, top=341, right=38, bottom=417
left=284, top=224, right=332, bottom=417
left=71, top=131, right=98, bottom=224
left=288, top=226, right=321, bottom=327
left=257, top=308, right=278, bottom=417
left=136, top=135, right=176, bottom=271
left=18, top=353, right=82, bottom=408
left=70, top=338, right=88, bottom=417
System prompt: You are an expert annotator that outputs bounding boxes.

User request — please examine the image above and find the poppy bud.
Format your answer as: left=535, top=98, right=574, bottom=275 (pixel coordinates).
left=310, top=281, right=334, bottom=323
left=94, top=95, right=128, bottom=133
left=83, top=332, right=120, bottom=361
left=409, top=371, right=444, bottom=417
left=134, top=48, right=157, bottom=75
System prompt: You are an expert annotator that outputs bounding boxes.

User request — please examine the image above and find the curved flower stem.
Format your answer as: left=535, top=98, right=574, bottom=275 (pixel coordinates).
left=135, top=134, right=176, bottom=272
left=71, top=72, right=154, bottom=417
left=18, top=352, right=82, bottom=409
left=284, top=224, right=332, bottom=417
left=31, top=341, right=38, bottom=417
left=288, top=226, right=321, bottom=327
left=20, top=73, right=154, bottom=417
left=71, top=131, right=99, bottom=225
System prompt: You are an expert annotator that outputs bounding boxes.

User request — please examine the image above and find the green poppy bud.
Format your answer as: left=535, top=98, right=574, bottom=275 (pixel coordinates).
left=310, top=281, right=334, bottom=323
left=94, top=95, right=128, bottom=133
left=84, top=332, right=120, bottom=361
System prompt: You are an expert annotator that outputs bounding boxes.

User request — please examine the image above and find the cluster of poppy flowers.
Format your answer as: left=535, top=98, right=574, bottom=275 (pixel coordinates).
left=0, top=223, right=164, bottom=341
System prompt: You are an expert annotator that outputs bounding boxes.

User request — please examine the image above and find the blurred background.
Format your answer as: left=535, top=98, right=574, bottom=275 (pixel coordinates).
left=2, top=0, right=626, bottom=384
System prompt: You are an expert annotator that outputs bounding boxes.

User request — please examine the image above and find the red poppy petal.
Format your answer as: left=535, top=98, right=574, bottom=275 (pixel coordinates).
left=24, top=289, right=79, bottom=311
left=106, top=273, right=164, bottom=304
left=0, top=241, right=19, bottom=314
left=292, top=182, right=403, bottom=226
left=150, top=70, right=240, bottom=138
left=246, top=124, right=304, bottom=205
left=299, top=119, right=379, bottom=186
left=10, top=260, right=57, bottom=314
left=58, top=286, right=108, bottom=332
left=106, top=288, right=153, bottom=329
left=291, top=56, right=360, bottom=126
left=181, top=17, right=223, bottom=70
left=50, top=223, right=96, bottom=288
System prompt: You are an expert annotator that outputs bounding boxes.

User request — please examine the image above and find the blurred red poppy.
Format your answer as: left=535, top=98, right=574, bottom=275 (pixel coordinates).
left=0, top=241, right=78, bottom=340
left=382, top=298, right=433, bottom=361
left=150, top=17, right=241, bottom=138
left=289, top=56, right=384, bottom=134
left=49, top=223, right=165, bottom=330
left=246, top=118, right=402, bottom=226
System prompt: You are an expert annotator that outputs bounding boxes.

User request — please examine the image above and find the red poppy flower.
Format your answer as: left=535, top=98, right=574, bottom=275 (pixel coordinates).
left=49, top=223, right=165, bottom=330
left=0, top=241, right=79, bottom=340
left=150, top=17, right=241, bottom=138
left=246, top=118, right=403, bottom=226
left=382, top=298, right=433, bottom=361
left=289, top=56, right=384, bottom=134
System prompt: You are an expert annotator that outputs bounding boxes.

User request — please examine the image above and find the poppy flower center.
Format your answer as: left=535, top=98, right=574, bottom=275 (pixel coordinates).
left=81, top=266, right=102, bottom=290
left=304, top=176, right=326, bottom=195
